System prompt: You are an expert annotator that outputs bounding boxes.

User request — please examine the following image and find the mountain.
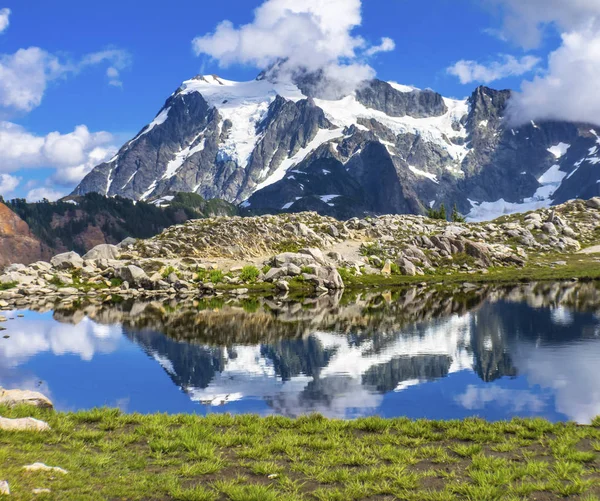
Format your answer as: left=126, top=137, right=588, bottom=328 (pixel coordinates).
left=6, top=192, right=236, bottom=257
left=73, top=74, right=600, bottom=220
left=0, top=202, right=52, bottom=267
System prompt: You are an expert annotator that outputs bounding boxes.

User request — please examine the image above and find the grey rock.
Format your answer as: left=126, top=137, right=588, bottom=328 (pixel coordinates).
left=83, top=244, right=120, bottom=261
left=116, top=265, right=149, bottom=287
left=398, top=258, right=417, bottom=276
left=586, top=198, right=600, bottom=209
left=51, top=252, right=84, bottom=270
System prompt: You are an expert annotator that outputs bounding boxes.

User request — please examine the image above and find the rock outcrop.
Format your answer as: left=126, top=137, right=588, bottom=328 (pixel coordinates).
left=0, top=203, right=51, bottom=270
left=0, top=198, right=598, bottom=307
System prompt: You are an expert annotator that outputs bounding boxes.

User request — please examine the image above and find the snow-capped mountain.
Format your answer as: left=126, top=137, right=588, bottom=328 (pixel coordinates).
left=73, top=73, right=600, bottom=220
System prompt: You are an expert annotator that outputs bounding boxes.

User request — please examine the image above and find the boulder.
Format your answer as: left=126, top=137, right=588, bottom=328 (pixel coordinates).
left=264, top=267, right=287, bottom=282
left=0, top=416, right=50, bottom=432
left=3, top=263, right=26, bottom=273
left=314, top=266, right=345, bottom=289
left=298, top=248, right=327, bottom=265
left=381, top=260, right=393, bottom=275
left=586, top=197, right=600, bottom=209
left=542, top=222, right=558, bottom=236
left=0, top=388, right=53, bottom=409
left=464, top=241, right=492, bottom=267
left=117, top=237, right=137, bottom=248
left=116, top=265, right=149, bottom=287
left=275, top=280, right=290, bottom=292
left=0, top=272, right=35, bottom=285
left=398, top=258, right=417, bottom=276
left=51, top=252, right=84, bottom=270
left=83, top=244, right=120, bottom=261
left=272, top=253, right=316, bottom=268
left=0, top=481, right=8, bottom=496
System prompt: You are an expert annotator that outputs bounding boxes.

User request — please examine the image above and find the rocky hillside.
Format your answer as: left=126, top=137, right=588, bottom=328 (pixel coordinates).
left=5, top=192, right=237, bottom=258
left=73, top=73, right=600, bottom=220
left=0, top=203, right=52, bottom=267
left=1, top=198, right=599, bottom=305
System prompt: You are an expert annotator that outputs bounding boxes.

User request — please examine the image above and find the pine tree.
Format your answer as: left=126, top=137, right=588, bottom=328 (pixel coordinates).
left=439, top=203, right=447, bottom=221
left=451, top=204, right=466, bottom=223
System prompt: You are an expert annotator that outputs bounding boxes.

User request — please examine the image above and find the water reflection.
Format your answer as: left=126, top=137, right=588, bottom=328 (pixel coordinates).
left=2, top=281, right=600, bottom=422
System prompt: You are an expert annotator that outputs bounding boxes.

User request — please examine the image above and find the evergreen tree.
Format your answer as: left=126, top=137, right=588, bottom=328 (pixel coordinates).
left=451, top=204, right=466, bottom=223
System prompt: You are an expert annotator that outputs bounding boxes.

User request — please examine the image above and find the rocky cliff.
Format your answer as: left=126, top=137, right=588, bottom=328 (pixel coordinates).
left=0, top=203, right=51, bottom=269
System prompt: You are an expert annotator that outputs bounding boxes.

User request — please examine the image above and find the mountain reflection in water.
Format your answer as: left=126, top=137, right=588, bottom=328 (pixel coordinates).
left=1, top=281, right=600, bottom=422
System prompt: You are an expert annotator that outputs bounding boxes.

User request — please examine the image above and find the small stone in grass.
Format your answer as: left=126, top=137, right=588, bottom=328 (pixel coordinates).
left=23, top=463, right=68, bottom=475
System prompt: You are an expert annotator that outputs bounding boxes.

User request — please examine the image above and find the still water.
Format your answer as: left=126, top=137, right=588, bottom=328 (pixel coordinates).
left=2, top=282, right=600, bottom=423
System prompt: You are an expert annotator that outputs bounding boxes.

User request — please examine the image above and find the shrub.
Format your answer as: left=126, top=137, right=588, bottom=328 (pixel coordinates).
left=161, top=265, right=177, bottom=279
left=210, top=270, right=224, bottom=284
left=240, top=266, right=260, bottom=283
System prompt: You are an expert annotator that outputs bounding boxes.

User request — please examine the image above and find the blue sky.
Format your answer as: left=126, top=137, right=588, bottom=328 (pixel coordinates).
left=0, top=0, right=590, bottom=200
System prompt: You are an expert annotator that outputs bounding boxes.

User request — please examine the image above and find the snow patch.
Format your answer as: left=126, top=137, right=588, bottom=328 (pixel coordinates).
left=179, top=76, right=305, bottom=168
left=319, top=194, right=340, bottom=206
left=129, top=107, right=171, bottom=146
left=140, top=181, right=158, bottom=201
left=162, top=135, right=206, bottom=180
left=408, top=165, right=439, bottom=184
left=255, top=128, right=344, bottom=191
left=387, top=81, right=419, bottom=93
left=314, top=94, right=470, bottom=165
left=467, top=164, right=567, bottom=221
left=547, top=142, right=570, bottom=158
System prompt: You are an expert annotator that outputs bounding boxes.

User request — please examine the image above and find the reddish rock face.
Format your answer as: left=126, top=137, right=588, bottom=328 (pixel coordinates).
left=0, top=203, right=52, bottom=268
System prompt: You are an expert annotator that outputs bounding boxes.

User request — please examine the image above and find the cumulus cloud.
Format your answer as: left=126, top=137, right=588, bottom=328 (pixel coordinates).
left=364, top=37, right=396, bottom=57
left=508, top=27, right=600, bottom=125
left=0, top=173, right=19, bottom=196
left=447, top=54, right=540, bottom=84
left=0, top=8, right=10, bottom=34
left=488, top=0, right=600, bottom=50
left=449, top=1, right=600, bottom=126
left=192, top=0, right=394, bottom=96
left=0, top=47, right=132, bottom=113
left=80, top=49, right=132, bottom=87
left=26, top=186, right=67, bottom=202
left=0, top=121, right=118, bottom=191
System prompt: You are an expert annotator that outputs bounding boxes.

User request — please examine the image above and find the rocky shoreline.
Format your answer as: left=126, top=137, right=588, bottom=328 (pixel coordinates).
left=1, top=198, right=600, bottom=310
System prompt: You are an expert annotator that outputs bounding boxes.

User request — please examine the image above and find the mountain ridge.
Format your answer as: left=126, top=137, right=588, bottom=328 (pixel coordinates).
left=73, top=74, right=600, bottom=221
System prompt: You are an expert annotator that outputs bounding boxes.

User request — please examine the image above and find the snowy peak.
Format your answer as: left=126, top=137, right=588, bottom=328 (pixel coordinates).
left=73, top=75, right=600, bottom=221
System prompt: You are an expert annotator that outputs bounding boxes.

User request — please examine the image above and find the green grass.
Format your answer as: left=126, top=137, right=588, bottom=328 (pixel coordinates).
left=239, top=266, right=260, bottom=283
left=0, top=281, right=17, bottom=291
left=2, top=408, right=600, bottom=500
left=339, top=252, right=600, bottom=290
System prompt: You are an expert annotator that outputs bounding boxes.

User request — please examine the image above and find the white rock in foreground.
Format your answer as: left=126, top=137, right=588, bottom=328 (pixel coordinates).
left=0, top=481, right=9, bottom=496
left=0, top=388, right=53, bottom=409
left=23, top=463, right=68, bottom=475
left=0, top=417, right=50, bottom=432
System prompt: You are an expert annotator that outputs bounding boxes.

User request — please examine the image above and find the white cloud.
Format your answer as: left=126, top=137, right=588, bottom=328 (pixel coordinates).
left=364, top=37, right=396, bottom=57
left=0, top=8, right=10, bottom=34
left=80, top=49, right=132, bottom=87
left=0, top=47, right=132, bottom=113
left=0, top=121, right=118, bottom=189
left=192, top=0, right=394, bottom=96
left=26, top=186, right=67, bottom=202
left=447, top=54, right=540, bottom=84
left=488, top=0, right=600, bottom=50
left=0, top=47, right=66, bottom=112
left=475, top=0, right=600, bottom=126
left=508, top=29, right=600, bottom=126
left=0, top=173, right=19, bottom=196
